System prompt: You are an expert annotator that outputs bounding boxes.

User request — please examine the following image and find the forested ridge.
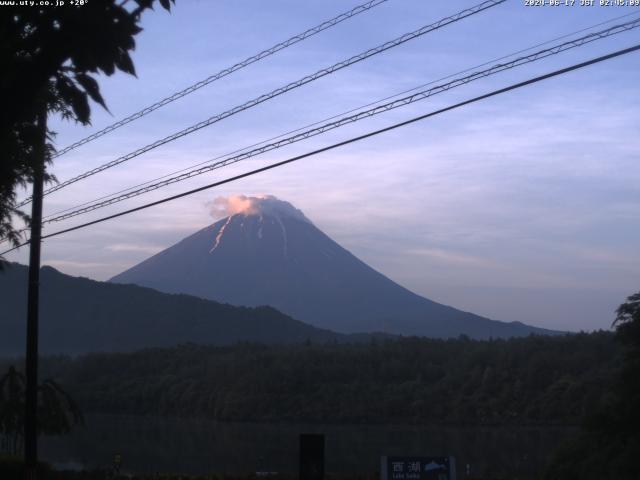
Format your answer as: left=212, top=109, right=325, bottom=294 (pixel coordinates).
left=10, top=331, right=619, bottom=426
left=0, top=264, right=349, bottom=356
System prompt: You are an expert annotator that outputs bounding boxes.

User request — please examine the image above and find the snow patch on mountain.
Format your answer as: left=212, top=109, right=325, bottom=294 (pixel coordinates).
left=210, top=215, right=233, bottom=253
left=274, top=213, right=289, bottom=259
left=257, top=216, right=264, bottom=239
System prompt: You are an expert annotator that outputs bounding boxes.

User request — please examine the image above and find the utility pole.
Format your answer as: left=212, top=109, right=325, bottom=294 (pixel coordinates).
left=24, top=107, right=46, bottom=480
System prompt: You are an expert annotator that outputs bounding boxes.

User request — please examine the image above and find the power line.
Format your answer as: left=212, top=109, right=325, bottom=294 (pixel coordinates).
left=3, top=43, right=638, bottom=257
left=40, top=17, right=640, bottom=224
left=16, top=0, right=505, bottom=207
left=51, top=0, right=392, bottom=159
left=6, top=12, right=640, bottom=242
left=41, top=10, right=640, bottom=222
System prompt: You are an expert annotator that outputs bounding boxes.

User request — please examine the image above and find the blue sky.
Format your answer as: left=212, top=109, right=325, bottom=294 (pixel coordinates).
left=6, top=0, right=640, bottom=331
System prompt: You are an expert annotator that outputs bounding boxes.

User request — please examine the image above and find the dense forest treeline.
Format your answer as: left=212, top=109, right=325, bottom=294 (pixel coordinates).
left=3, top=332, right=620, bottom=426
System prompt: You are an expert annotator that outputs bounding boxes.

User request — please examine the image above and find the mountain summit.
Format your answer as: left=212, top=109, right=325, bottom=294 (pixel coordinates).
left=111, top=195, right=553, bottom=338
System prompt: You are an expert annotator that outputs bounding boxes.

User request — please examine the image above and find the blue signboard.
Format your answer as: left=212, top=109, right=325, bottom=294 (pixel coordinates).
left=381, top=456, right=456, bottom=480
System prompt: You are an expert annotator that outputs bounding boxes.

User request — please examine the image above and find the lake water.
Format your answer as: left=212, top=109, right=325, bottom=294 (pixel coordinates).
left=40, top=414, right=576, bottom=478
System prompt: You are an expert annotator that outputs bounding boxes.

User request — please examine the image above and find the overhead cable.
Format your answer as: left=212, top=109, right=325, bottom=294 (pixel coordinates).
left=42, top=17, right=640, bottom=224
left=41, top=10, right=640, bottom=222
left=51, top=0, right=392, bottom=159
left=3, top=42, right=638, bottom=257
left=17, top=0, right=505, bottom=207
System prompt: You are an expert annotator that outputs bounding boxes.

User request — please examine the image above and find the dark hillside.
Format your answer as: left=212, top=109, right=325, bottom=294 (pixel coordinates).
left=0, top=263, right=346, bottom=355
left=28, top=332, right=620, bottom=426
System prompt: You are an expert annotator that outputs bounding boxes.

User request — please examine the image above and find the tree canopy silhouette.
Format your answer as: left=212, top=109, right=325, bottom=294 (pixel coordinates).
left=0, top=0, right=175, bottom=254
left=0, top=366, right=83, bottom=456
left=24, top=331, right=619, bottom=426
left=545, top=291, right=640, bottom=480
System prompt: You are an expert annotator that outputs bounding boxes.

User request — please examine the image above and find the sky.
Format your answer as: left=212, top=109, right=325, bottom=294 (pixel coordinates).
left=5, top=0, right=640, bottom=332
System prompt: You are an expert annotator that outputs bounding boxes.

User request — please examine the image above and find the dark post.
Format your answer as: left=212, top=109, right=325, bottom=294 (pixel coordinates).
left=24, top=107, right=47, bottom=480
left=299, top=434, right=325, bottom=480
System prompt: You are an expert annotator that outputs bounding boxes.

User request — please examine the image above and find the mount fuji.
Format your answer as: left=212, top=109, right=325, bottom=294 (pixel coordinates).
left=110, top=195, right=554, bottom=339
